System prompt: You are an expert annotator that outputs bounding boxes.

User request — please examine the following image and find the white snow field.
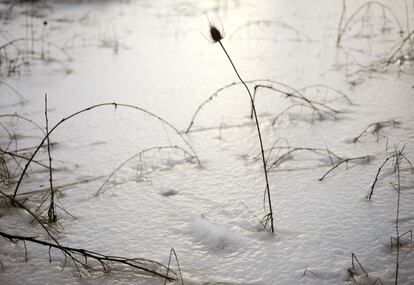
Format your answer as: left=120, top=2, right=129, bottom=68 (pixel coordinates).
left=0, top=0, right=413, bottom=284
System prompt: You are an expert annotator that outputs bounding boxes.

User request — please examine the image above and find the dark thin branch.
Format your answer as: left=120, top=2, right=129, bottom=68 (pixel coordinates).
left=319, top=156, right=369, bottom=181
left=217, top=39, right=274, bottom=233
left=44, top=94, right=56, bottom=223
left=266, top=146, right=342, bottom=171
left=353, top=120, right=399, bottom=143
left=95, top=145, right=195, bottom=196
left=0, top=231, right=177, bottom=281
left=12, top=102, right=200, bottom=198
left=337, top=1, right=403, bottom=45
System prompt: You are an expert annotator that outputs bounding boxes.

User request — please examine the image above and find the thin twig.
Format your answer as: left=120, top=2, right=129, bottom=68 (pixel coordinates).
left=0, top=231, right=177, bottom=281
left=394, top=149, right=401, bottom=285
left=12, top=102, right=200, bottom=198
left=337, top=1, right=403, bottom=45
left=367, top=147, right=412, bottom=200
left=266, top=146, right=342, bottom=171
left=95, top=145, right=195, bottom=196
left=353, top=120, right=399, bottom=143
left=319, top=156, right=369, bottom=181
left=44, top=94, right=56, bottom=223
left=185, top=79, right=309, bottom=133
left=164, top=248, right=184, bottom=285
left=217, top=39, right=275, bottom=233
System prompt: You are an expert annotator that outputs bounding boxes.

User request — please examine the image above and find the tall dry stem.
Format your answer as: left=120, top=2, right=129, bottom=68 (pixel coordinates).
left=208, top=24, right=274, bottom=233
left=44, top=94, right=56, bottom=223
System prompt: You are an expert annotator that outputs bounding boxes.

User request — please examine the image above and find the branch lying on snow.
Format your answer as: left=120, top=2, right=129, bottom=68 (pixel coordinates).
left=318, top=156, right=370, bottom=181
left=185, top=79, right=351, bottom=133
left=252, top=84, right=340, bottom=123
left=0, top=231, right=177, bottom=281
left=0, top=190, right=179, bottom=281
left=367, top=147, right=413, bottom=200
left=12, top=102, right=200, bottom=199
left=352, top=120, right=400, bottom=143
left=264, top=146, right=342, bottom=171
left=95, top=145, right=196, bottom=196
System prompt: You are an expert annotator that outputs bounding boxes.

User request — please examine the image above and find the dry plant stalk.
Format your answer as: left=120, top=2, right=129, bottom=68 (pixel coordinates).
left=185, top=80, right=349, bottom=133
left=252, top=84, right=340, bottom=122
left=347, top=253, right=371, bottom=283
left=364, top=146, right=413, bottom=284
left=319, top=156, right=370, bottom=181
left=12, top=102, right=200, bottom=199
left=208, top=23, right=274, bottom=232
left=44, top=94, right=56, bottom=223
left=0, top=113, right=46, bottom=135
left=0, top=37, right=71, bottom=76
left=95, top=145, right=196, bottom=196
left=336, top=1, right=414, bottom=74
left=0, top=191, right=177, bottom=281
left=0, top=231, right=178, bottom=281
left=163, top=248, right=184, bottom=285
left=394, top=150, right=401, bottom=285
left=265, top=146, right=341, bottom=171
left=352, top=120, right=399, bottom=143
left=336, top=1, right=403, bottom=46
left=366, top=147, right=413, bottom=200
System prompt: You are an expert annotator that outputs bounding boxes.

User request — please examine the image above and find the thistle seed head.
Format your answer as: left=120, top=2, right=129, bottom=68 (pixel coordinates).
left=209, top=25, right=224, bottom=43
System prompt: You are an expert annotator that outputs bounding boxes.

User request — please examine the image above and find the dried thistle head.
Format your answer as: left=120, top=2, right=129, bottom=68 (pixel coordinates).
left=209, top=24, right=224, bottom=43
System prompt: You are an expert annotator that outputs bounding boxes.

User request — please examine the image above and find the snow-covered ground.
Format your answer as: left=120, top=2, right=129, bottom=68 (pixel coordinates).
left=0, top=0, right=413, bottom=284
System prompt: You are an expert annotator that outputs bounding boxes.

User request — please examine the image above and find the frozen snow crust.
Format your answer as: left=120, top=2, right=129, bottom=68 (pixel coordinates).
left=0, top=0, right=413, bottom=284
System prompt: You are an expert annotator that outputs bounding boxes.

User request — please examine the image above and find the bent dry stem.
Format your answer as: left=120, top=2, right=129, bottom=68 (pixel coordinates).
left=12, top=102, right=200, bottom=199
left=213, top=31, right=274, bottom=232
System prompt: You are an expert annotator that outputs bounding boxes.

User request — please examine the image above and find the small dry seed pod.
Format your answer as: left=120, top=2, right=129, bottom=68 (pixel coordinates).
left=209, top=25, right=224, bottom=43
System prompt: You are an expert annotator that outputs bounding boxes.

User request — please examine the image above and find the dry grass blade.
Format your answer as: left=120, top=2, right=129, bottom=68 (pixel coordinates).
left=353, top=29, right=414, bottom=74
left=0, top=38, right=71, bottom=59
left=0, top=190, right=61, bottom=245
left=95, top=145, right=196, bottom=196
left=391, top=230, right=413, bottom=250
left=353, top=120, right=399, bottom=143
left=0, top=149, right=49, bottom=170
left=240, top=202, right=267, bottom=229
left=185, top=79, right=344, bottom=133
left=373, top=278, right=385, bottom=285
left=319, top=156, right=370, bottom=181
left=266, top=146, right=342, bottom=171
left=0, top=80, right=27, bottom=105
left=394, top=148, right=402, bottom=285
left=185, top=79, right=307, bottom=133
left=44, top=94, right=56, bottom=223
left=348, top=253, right=369, bottom=282
left=164, top=248, right=184, bottom=285
left=0, top=37, right=72, bottom=76
left=384, top=29, right=414, bottom=62
left=271, top=103, right=308, bottom=125
left=367, top=147, right=413, bottom=200
left=303, top=268, right=318, bottom=277
left=253, top=84, right=340, bottom=122
left=0, top=113, right=46, bottom=135
left=17, top=176, right=102, bottom=197
left=295, top=84, right=352, bottom=105
left=336, top=1, right=403, bottom=45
